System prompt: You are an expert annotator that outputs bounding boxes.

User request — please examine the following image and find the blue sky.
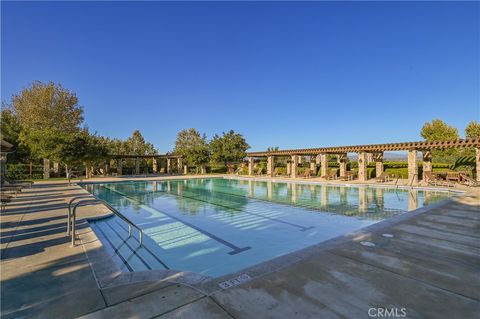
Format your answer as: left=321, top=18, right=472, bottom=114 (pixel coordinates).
left=2, top=1, right=479, bottom=153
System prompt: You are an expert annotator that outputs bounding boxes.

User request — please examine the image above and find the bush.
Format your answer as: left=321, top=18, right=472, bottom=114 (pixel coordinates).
left=6, top=163, right=43, bottom=180
left=210, top=166, right=227, bottom=174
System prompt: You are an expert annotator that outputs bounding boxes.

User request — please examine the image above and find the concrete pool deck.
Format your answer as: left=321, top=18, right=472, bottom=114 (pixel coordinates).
left=1, top=176, right=478, bottom=318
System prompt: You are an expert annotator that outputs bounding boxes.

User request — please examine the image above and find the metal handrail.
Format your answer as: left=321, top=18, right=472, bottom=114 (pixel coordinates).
left=68, top=198, right=143, bottom=247
left=97, top=198, right=143, bottom=245
left=67, top=195, right=92, bottom=236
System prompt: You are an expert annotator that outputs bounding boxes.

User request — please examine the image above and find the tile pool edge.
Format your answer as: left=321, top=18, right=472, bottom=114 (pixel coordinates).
left=196, top=192, right=462, bottom=295
left=75, top=178, right=463, bottom=293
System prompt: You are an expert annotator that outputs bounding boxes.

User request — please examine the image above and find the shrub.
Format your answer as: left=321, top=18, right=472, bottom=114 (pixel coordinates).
left=6, top=163, right=43, bottom=180
left=210, top=166, right=227, bottom=174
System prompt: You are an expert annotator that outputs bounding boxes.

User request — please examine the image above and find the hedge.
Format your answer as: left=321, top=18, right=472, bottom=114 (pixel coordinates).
left=6, top=164, right=44, bottom=180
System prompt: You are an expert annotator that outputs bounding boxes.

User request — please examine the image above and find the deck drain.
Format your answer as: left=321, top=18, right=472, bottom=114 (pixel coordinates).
left=218, top=273, right=251, bottom=290
left=360, top=241, right=376, bottom=247
left=382, top=233, right=394, bottom=238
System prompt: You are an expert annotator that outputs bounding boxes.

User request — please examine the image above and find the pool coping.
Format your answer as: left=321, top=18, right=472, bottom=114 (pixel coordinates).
left=76, top=176, right=465, bottom=296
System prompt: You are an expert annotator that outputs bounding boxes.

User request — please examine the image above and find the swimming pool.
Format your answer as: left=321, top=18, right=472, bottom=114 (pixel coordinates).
left=82, top=178, right=452, bottom=277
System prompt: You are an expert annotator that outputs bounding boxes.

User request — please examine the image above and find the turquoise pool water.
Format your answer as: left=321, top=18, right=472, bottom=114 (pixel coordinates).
left=82, top=178, right=451, bottom=277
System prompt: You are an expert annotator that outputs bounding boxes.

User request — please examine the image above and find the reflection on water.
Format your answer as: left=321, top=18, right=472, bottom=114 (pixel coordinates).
left=83, top=178, right=451, bottom=222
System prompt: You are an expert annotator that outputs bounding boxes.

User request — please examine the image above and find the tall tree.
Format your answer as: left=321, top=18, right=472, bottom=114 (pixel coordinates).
left=210, top=130, right=250, bottom=166
left=174, top=128, right=210, bottom=170
left=465, top=121, right=480, bottom=139
left=57, top=129, right=109, bottom=180
left=10, top=81, right=84, bottom=160
left=0, top=106, right=30, bottom=162
left=421, top=119, right=460, bottom=162
left=124, top=130, right=157, bottom=155
left=421, top=119, right=459, bottom=141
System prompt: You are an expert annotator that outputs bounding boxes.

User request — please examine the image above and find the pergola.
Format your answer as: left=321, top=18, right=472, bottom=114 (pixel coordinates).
left=41, top=153, right=185, bottom=179
left=108, top=154, right=184, bottom=175
left=246, top=138, right=480, bottom=182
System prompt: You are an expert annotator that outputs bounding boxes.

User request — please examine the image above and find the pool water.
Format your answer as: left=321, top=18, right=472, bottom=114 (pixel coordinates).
left=82, top=178, right=451, bottom=277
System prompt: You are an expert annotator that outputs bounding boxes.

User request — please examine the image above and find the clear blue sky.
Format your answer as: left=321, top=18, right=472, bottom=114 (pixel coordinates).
left=2, top=1, right=479, bottom=153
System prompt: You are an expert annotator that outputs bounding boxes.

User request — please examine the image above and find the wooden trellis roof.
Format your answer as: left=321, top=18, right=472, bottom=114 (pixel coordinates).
left=109, top=154, right=182, bottom=159
left=247, top=138, right=480, bottom=157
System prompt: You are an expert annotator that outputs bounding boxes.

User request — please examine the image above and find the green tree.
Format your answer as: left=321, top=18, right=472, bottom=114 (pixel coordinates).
left=57, top=130, right=109, bottom=181
left=465, top=121, right=480, bottom=138
left=0, top=106, right=30, bottom=162
left=10, top=81, right=84, bottom=160
left=267, top=146, right=279, bottom=152
left=210, top=130, right=250, bottom=166
left=421, top=119, right=460, bottom=162
left=174, top=128, right=210, bottom=171
left=124, top=130, right=157, bottom=155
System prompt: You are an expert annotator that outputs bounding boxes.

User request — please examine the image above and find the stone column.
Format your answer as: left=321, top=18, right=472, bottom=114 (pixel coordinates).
left=0, top=152, right=7, bottom=178
left=367, top=153, right=374, bottom=164
left=408, top=150, right=418, bottom=185
left=167, top=158, right=172, bottom=174
left=117, top=159, right=123, bottom=175
left=320, top=154, right=328, bottom=178
left=104, top=162, right=109, bottom=176
left=183, top=165, right=188, bottom=175
left=248, top=157, right=254, bottom=176
left=177, top=158, right=183, bottom=174
left=135, top=157, right=140, bottom=175
left=286, top=161, right=291, bottom=175
left=53, top=162, right=59, bottom=174
left=291, top=155, right=298, bottom=178
left=152, top=158, right=158, bottom=173
left=476, top=147, right=480, bottom=182
left=337, top=153, right=347, bottom=177
left=267, top=156, right=275, bottom=177
left=310, top=156, right=316, bottom=174
left=358, top=152, right=367, bottom=182
left=200, top=165, right=206, bottom=174
left=374, top=152, right=384, bottom=178
left=85, top=165, right=94, bottom=179
left=298, top=156, right=302, bottom=164
left=43, top=159, right=50, bottom=179
left=422, top=150, right=432, bottom=183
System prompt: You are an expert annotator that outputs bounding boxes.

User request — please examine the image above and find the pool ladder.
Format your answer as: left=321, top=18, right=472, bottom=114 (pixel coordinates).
left=67, top=196, right=143, bottom=247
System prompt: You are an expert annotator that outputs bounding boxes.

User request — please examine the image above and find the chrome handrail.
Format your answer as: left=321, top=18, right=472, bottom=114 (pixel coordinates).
left=67, top=195, right=92, bottom=236
left=68, top=198, right=143, bottom=247
left=97, top=199, right=143, bottom=245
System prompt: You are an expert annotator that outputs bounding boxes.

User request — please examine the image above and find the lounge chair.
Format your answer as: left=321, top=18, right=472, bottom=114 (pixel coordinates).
left=424, top=171, right=452, bottom=187
left=339, top=171, right=356, bottom=181
left=302, top=168, right=312, bottom=178
left=459, top=173, right=479, bottom=187
left=327, top=170, right=338, bottom=180
left=0, top=193, right=12, bottom=212
left=2, top=176, right=33, bottom=188
left=375, top=172, right=390, bottom=183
